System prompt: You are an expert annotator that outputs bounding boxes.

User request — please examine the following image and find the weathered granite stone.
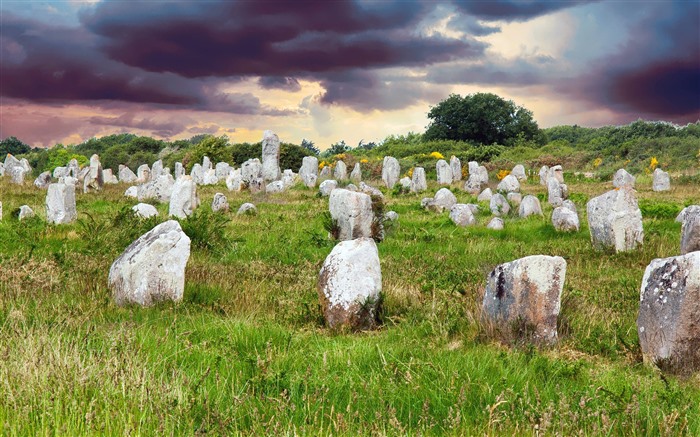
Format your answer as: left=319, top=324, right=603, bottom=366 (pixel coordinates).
left=507, top=192, right=522, bottom=207
left=487, top=217, right=504, bottom=230
left=200, top=169, right=219, bottom=186
left=237, top=203, right=257, bottom=215
left=359, top=182, right=384, bottom=199
left=299, top=156, right=319, bottom=188
left=211, top=193, right=229, bottom=213
left=490, top=193, right=510, bottom=216
left=562, top=199, right=577, bottom=213
left=519, top=195, right=543, bottom=218
left=345, top=184, right=358, bottom=191
left=46, top=183, right=77, bottom=224
left=169, top=176, right=198, bottom=219
left=241, top=158, right=263, bottom=183
left=329, top=189, right=374, bottom=240
left=680, top=207, right=700, bottom=255
left=382, top=156, right=400, bottom=189
left=132, top=203, right=159, bottom=219
left=282, top=169, right=298, bottom=188
left=226, top=169, right=244, bottom=191
left=449, top=204, right=476, bottom=227
left=350, top=163, right=362, bottom=182
left=151, top=160, right=164, bottom=180
left=138, top=175, right=175, bottom=203
left=334, top=160, right=347, bottom=181
left=552, top=206, right=580, bottom=232
left=67, top=159, right=79, bottom=178
left=137, top=164, right=151, bottom=183
left=261, top=130, right=281, bottom=182
left=384, top=211, right=399, bottom=221
left=318, top=238, right=382, bottom=330
left=102, top=169, right=119, bottom=184
left=511, top=164, right=527, bottom=181
left=109, top=220, right=191, bottom=306
left=124, top=186, right=138, bottom=198
left=119, top=165, right=138, bottom=183
left=539, top=165, right=549, bottom=185
left=399, top=177, right=411, bottom=190
left=436, top=159, right=452, bottom=185
left=613, top=169, right=635, bottom=188
left=53, top=166, right=69, bottom=179
left=477, top=188, right=493, bottom=202
left=482, top=255, right=566, bottom=344
left=18, top=205, right=35, bottom=220
left=248, top=177, right=265, bottom=194
left=34, top=171, right=52, bottom=189
left=82, top=154, right=103, bottom=193
left=410, top=167, right=427, bottom=193
left=637, top=252, right=700, bottom=373
left=497, top=174, right=520, bottom=193
left=174, top=162, right=185, bottom=180
left=652, top=168, right=671, bottom=192
left=425, top=188, right=457, bottom=213
left=450, top=156, right=462, bottom=182
left=319, top=166, right=331, bottom=180
left=547, top=177, right=566, bottom=207
left=5, top=154, right=28, bottom=184
left=676, top=205, right=700, bottom=223
left=587, top=186, right=643, bottom=252
left=202, top=156, right=212, bottom=172
left=548, top=165, right=564, bottom=184
left=215, top=162, right=232, bottom=178
left=266, top=180, right=286, bottom=194
left=319, top=179, right=338, bottom=197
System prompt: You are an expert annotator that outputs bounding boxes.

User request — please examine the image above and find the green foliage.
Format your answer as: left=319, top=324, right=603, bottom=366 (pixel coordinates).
left=184, top=135, right=231, bottom=171
left=0, top=136, right=31, bottom=156
left=321, top=140, right=350, bottom=157
left=638, top=199, right=682, bottom=219
left=178, top=208, right=232, bottom=253
left=424, top=93, right=542, bottom=146
left=300, top=139, right=320, bottom=155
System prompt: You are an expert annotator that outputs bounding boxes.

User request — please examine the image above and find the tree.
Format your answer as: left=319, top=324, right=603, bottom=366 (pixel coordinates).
left=322, top=140, right=350, bottom=157
left=300, top=139, right=320, bottom=155
left=184, top=135, right=231, bottom=171
left=424, top=93, right=542, bottom=146
left=0, top=136, right=30, bottom=156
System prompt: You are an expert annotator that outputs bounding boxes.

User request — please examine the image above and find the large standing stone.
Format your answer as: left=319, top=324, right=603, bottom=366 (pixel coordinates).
left=548, top=165, right=564, bottom=184
left=680, top=208, right=700, bottom=255
left=103, top=169, right=119, bottom=184
left=83, top=154, right=103, bottom=193
left=169, top=176, right=198, bottom=219
left=226, top=169, right=244, bottom=192
left=4, top=154, right=28, bottom=184
left=109, top=220, right=191, bottom=306
left=410, top=167, right=427, bottom=193
left=350, top=163, right=362, bottom=182
left=67, top=159, right=80, bottom=178
left=261, top=130, right=281, bottom=182
left=211, top=193, right=229, bottom=213
left=319, top=179, right=338, bottom=197
left=436, top=160, right=452, bottom=185
left=464, top=175, right=484, bottom=195
left=613, top=169, right=635, bottom=188
left=539, top=165, right=549, bottom=185
left=329, top=189, right=374, bottom=240
left=424, top=188, right=457, bottom=213
left=490, top=193, right=510, bottom=216
left=482, top=255, right=566, bottom=344
left=587, top=186, right=643, bottom=252
left=552, top=206, right=580, bottom=232
left=53, top=166, right=69, bottom=179
left=132, top=203, right=159, bottom=219
left=334, top=160, right=347, bottom=181
left=241, top=158, right=263, bottom=183
left=449, top=204, right=476, bottom=227
left=34, top=171, right=52, bottom=189
left=138, top=174, right=175, bottom=203
left=382, top=156, right=400, bottom=189
left=511, top=164, right=527, bottom=181
left=519, top=195, right=543, bottom=218
left=299, top=156, right=319, bottom=188
left=467, top=161, right=479, bottom=176
left=119, top=165, right=138, bottom=183
left=652, top=168, right=671, bottom=192
left=450, top=156, right=462, bottom=182
left=46, top=183, right=77, bottom=224
left=676, top=205, right=700, bottom=223
left=151, top=160, right=164, bottom=180
left=137, top=164, right=151, bottom=183
left=637, top=252, right=700, bottom=373
left=496, top=174, right=520, bottom=193
left=318, top=238, right=382, bottom=330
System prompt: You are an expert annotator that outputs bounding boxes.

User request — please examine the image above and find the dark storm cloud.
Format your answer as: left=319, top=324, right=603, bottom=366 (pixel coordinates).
left=89, top=113, right=190, bottom=138
left=452, top=1, right=597, bottom=21
left=258, top=77, right=303, bottom=92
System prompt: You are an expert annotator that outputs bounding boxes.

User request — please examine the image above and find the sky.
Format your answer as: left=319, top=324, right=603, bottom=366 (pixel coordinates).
left=1, top=0, right=698, bottom=149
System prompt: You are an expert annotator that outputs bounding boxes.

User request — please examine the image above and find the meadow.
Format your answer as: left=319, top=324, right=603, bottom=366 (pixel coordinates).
left=0, top=172, right=698, bottom=435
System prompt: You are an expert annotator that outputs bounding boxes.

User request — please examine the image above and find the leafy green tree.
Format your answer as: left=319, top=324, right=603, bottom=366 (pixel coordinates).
left=300, top=139, right=320, bottom=155
left=322, top=140, right=350, bottom=157
left=184, top=136, right=231, bottom=171
left=424, top=93, right=542, bottom=146
left=0, top=136, right=30, bottom=156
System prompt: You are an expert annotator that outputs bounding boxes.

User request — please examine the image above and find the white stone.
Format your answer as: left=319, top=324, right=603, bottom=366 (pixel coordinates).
left=319, top=179, right=338, bottom=197
left=507, top=192, right=522, bottom=207
left=190, top=163, right=204, bottom=184
left=215, top=162, right=232, bottom=178
left=436, top=159, right=452, bottom=185
left=334, top=160, right=347, bottom=181
left=202, top=156, right=212, bottom=172
left=681, top=207, right=700, bottom=255
left=613, top=169, right=635, bottom=188
left=282, top=169, right=298, bottom=188
left=519, top=195, right=542, bottom=218
left=329, top=189, right=374, bottom=241
left=384, top=211, right=399, bottom=221
left=552, top=206, right=580, bottom=232
left=350, top=163, right=362, bottom=182
left=562, top=199, right=577, bottom=213
left=539, top=165, right=549, bottom=185
left=548, top=165, right=564, bottom=184
left=34, top=171, right=52, bottom=189
left=511, top=164, right=527, bottom=181
left=399, top=177, right=411, bottom=189
left=137, top=164, right=151, bottom=183
left=410, top=167, right=427, bottom=193
left=428, top=188, right=457, bottom=213
left=53, top=166, right=68, bottom=179
left=652, top=168, right=671, bottom=192
left=299, top=156, right=319, bottom=188
left=449, top=204, right=476, bottom=227
left=241, top=158, right=263, bottom=183
left=261, top=130, right=281, bottom=182
left=490, top=193, right=510, bottom=216
left=487, top=217, right=504, bottom=230
left=359, top=182, right=384, bottom=199
left=587, top=186, right=643, bottom=252
left=174, top=162, right=185, bottom=179
left=46, top=183, right=77, bottom=224
left=266, top=180, right=286, bottom=194
left=547, top=177, right=566, bottom=207
left=18, top=205, right=35, bottom=220
left=119, top=165, right=138, bottom=183
left=109, top=220, right=191, bottom=306
left=201, top=169, right=219, bottom=186
left=226, top=169, right=244, bottom=191
left=169, top=176, right=199, bottom=219
left=124, top=186, right=138, bottom=198
left=102, top=169, right=119, bottom=184
left=450, top=156, right=462, bottom=182
left=382, top=156, right=400, bottom=189
left=237, top=203, right=257, bottom=215
left=496, top=174, right=520, bottom=193
left=211, top=193, right=229, bottom=213
left=677, top=206, right=700, bottom=223
left=151, top=160, right=164, bottom=180
left=477, top=188, right=493, bottom=202
left=138, top=175, right=175, bottom=203
left=132, top=203, right=159, bottom=219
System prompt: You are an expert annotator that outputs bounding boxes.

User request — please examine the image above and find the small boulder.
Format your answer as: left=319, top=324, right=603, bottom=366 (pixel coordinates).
left=398, top=177, right=411, bottom=190
left=265, top=180, right=286, bottom=194
left=410, top=167, right=427, bottom=193
left=211, top=193, right=229, bottom=213
left=34, top=171, right=52, bottom=189
left=237, top=203, right=257, bottom=215
left=652, top=168, right=671, bottom=192
left=299, top=156, right=319, bottom=188
left=552, top=207, right=580, bottom=232
left=18, top=205, right=35, bottom=220
left=490, top=193, right=510, bottom=216
left=319, top=179, right=338, bottom=197
left=384, top=211, right=399, bottom=221
left=506, top=192, right=522, bottom=207
left=124, top=186, right=138, bottom=198
left=449, top=204, right=476, bottom=227
left=613, top=169, right=635, bottom=188
left=518, top=195, right=543, bottom=218
left=169, top=176, right=199, bottom=219
left=496, top=174, right=520, bottom=193
left=477, top=188, right=493, bottom=202
left=119, top=165, right=138, bottom=183
left=487, top=217, right=504, bottom=230
left=511, top=164, right=527, bottom=181
left=425, top=188, right=457, bottom=213
left=132, top=203, right=159, bottom=219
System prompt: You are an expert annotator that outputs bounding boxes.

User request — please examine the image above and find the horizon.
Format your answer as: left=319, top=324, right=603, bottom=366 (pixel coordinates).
left=1, top=0, right=698, bottom=149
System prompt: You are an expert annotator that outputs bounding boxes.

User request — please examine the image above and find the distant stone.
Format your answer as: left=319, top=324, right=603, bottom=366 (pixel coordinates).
left=319, top=166, right=331, bottom=180
left=77, top=167, right=90, bottom=183
left=5, top=154, right=28, bottom=184
left=436, top=159, right=452, bottom=185
left=449, top=204, right=476, bottom=227
left=334, top=160, right=347, bottom=181
left=211, top=193, right=229, bottom=213
left=109, top=220, right=191, bottom=306
left=226, top=170, right=244, bottom=191
left=67, top=159, right=80, bottom=178
left=46, top=182, right=77, bottom=224
left=410, top=167, right=427, bottom=193
left=82, top=154, right=104, bottom=193
left=281, top=169, right=298, bottom=188
left=382, top=156, right=400, bottom=189
left=202, top=156, right=212, bottom=172
left=506, top=192, right=522, bottom=207
left=151, top=160, right=164, bottom=180
left=587, top=186, right=643, bottom=252
left=652, top=168, right=671, bottom=192
left=248, top=177, right=265, bottom=194
left=132, top=203, right=159, bottom=219
left=215, top=162, right=232, bottom=178
left=548, top=165, right=564, bottom=184
left=102, top=169, right=119, bottom=184
left=266, top=180, right=286, bottom=194
left=490, top=193, right=510, bottom=216
left=299, top=156, right=319, bottom=188
left=137, top=164, right=151, bottom=184
left=138, top=174, right=175, bottom=203
left=552, top=206, right=580, bottom=232
left=547, top=177, right=566, bottom=207
left=425, top=188, right=457, bottom=213
left=539, top=165, right=549, bottom=185
left=329, top=189, right=374, bottom=240
left=346, top=184, right=358, bottom=191
left=359, top=182, right=384, bottom=199
left=450, top=156, right=462, bottom=182
left=482, top=255, right=567, bottom=344
left=384, top=211, right=399, bottom=221
left=487, top=217, right=504, bottom=230
left=477, top=188, right=493, bottom=202
left=174, top=162, right=185, bottom=179
left=18, top=205, right=35, bottom=220
left=201, top=169, right=219, bottom=186
left=399, top=177, right=411, bottom=190
left=53, top=166, right=69, bottom=179
left=680, top=207, right=700, bottom=255
left=464, top=175, right=484, bottom=195
left=637, top=251, right=700, bottom=373
left=34, top=171, right=52, bottom=189
left=350, top=163, right=362, bottom=182
left=318, top=238, right=382, bottom=330
left=261, top=130, right=281, bottom=182
left=496, top=174, right=520, bottom=193
left=468, top=161, right=479, bottom=176
left=319, top=179, right=338, bottom=196
left=124, top=186, right=138, bottom=198
left=119, top=165, right=138, bottom=183
left=613, top=169, right=635, bottom=188
left=511, top=164, right=527, bottom=181
left=169, top=176, right=199, bottom=219
left=519, top=195, right=543, bottom=218
left=237, top=203, right=257, bottom=215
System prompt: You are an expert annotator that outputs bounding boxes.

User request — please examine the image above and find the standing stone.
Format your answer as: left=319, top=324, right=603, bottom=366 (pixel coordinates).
left=490, top=193, right=510, bottom=216
left=487, top=217, right=504, bottom=230
left=67, top=159, right=80, bottom=178
left=319, top=165, right=331, bottom=180
left=248, top=177, right=265, bottom=194
left=266, top=180, right=286, bottom=194
left=482, top=255, right=567, bottom=344
left=449, top=204, right=476, bottom=227
left=201, top=156, right=212, bottom=172
left=83, top=154, right=104, bottom=193
left=109, top=220, right=191, bottom=306
left=138, top=175, right=175, bottom=203
left=676, top=205, right=700, bottom=223
left=318, top=238, right=382, bottom=330
left=637, top=251, right=700, bottom=373
left=464, top=175, right=484, bottom=195
left=102, top=169, right=119, bottom=184
left=174, top=162, right=185, bottom=180
left=680, top=208, right=700, bottom=255
left=506, top=192, right=522, bottom=207
left=496, top=174, right=520, bottom=193
left=190, top=164, right=204, bottom=184
left=282, top=169, right=298, bottom=188
left=169, top=176, right=198, bottom=219
left=350, top=163, right=362, bottom=182
left=132, top=203, right=159, bottom=219
left=548, top=165, right=564, bottom=184
left=319, top=179, right=338, bottom=197
left=201, top=169, right=219, bottom=186
left=613, top=169, right=635, bottom=188
left=539, top=165, right=549, bottom=185
left=382, top=156, right=400, bottom=189
left=552, top=207, right=580, bottom=232
left=299, top=156, right=319, bottom=188
left=468, top=161, right=479, bottom=176
left=137, top=164, right=151, bottom=183
left=237, top=203, right=257, bottom=215
left=587, top=186, right=643, bottom=252
left=261, top=130, right=281, bottom=182
left=77, top=167, right=90, bottom=183
left=511, top=164, right=527, bottom=181
left=547, top=177, right=566, bottom=207
left=562, top=199, right=577, bottom=213
left=4, top=154, right=28, bottom=184
left=53, top=166, right=68, bottom=179
left=226, top=169, right=244, bottom=192
left=436, top=159, right=452, bottom=185
left=425, top=188, right=457, bottom=213
left=329, top=189, right=374, bottom=241
left=652, top=168, right=671, bottom=192
left=477, top=188, right=493, bottom=202
left=410, top=167, right=427, bottom=193
left=241, top=158, right=263, bottom=183
left=119, top=165, right=138, bottom=183
left=151, top=160, right=164, bottom=180
left=124, top=186, right=138, bottom=198
left=334, top=160, right=347, bottom=181
left=359, top=182, right=384, bottom=199
left=215, top=162, right=232, bottom=178
left=46, top=182, right=77, bottom=224
left=519, top=195, right=543, bottom=218
left=211, top=193, right=229, bottom=213
left=398, top=177, right=411, bottom=190
left=18, top=205, right=35, bottom=220
left=34, top=171, right=52, bottom=189
left=450, top=156, right=462, bottom=182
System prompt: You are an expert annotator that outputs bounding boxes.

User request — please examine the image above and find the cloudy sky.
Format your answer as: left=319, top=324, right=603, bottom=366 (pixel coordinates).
left=1, top=0, right=698, bottom=149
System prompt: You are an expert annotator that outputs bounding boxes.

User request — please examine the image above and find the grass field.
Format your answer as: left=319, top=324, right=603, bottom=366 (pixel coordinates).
left=0, top=175, right=698, bottom=435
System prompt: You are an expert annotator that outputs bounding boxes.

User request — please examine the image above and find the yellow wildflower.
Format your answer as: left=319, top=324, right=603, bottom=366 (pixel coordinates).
left=593, top=157, right=602, bottom=168
left=429, top=151, right=444, bottom=159
left=649, top=156, right=658, bottom=170
left=496, top=169, right=510, bottom=180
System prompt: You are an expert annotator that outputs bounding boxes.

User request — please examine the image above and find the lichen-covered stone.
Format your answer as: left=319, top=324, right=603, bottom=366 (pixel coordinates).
left=587, top=186, right=643, bottom=252
left=329, top=189, right=374, bottom=241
